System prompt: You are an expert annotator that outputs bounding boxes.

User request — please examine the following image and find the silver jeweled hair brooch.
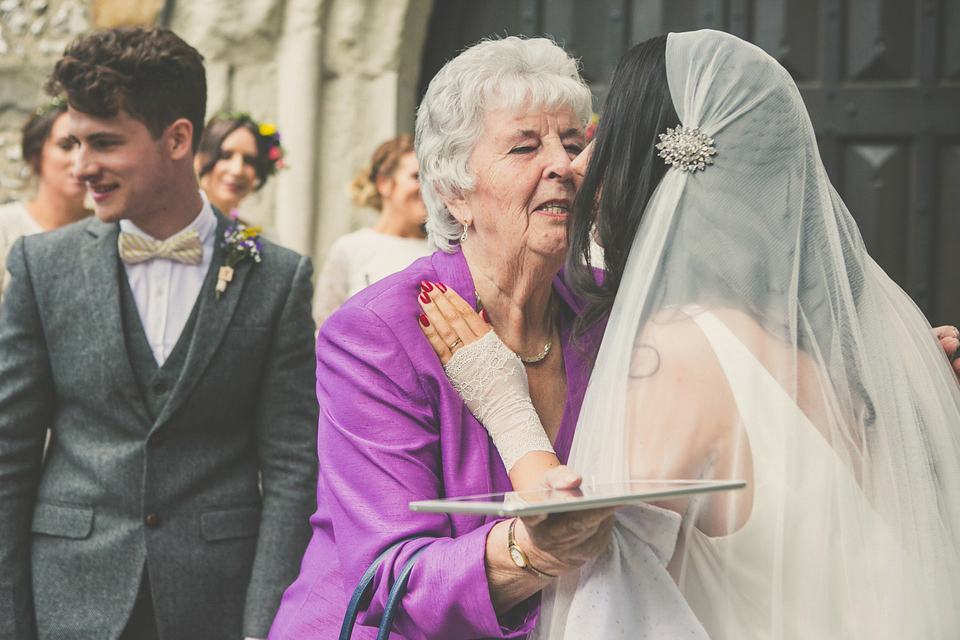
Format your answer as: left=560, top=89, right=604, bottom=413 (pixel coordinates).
left=656, top=126, right=716, bottom=172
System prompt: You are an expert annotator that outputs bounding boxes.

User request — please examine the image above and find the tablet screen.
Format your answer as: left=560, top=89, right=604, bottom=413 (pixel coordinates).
left=409, top=479, right=746, bottom=517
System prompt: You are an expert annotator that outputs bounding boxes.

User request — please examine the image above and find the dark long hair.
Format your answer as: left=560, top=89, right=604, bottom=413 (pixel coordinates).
left=196, top=115, right=276, bottom=191
left=568, top=35, right=680, bottom=338
left=21, top=99, right=69, bottom=173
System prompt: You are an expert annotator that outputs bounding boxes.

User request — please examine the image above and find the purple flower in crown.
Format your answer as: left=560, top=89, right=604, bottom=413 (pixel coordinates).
left=215, top=111, right=288, bottom=175
left=257, top=122, right=287, bottom=174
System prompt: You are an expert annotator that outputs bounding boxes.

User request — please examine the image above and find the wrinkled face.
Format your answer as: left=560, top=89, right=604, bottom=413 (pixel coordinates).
left=197, top=127, right=259, bottom=213
left=450, top=104, right=584, bottom=260
left=69, top=107, right=172, bottom=228
left=38, top=112, right=86, bottom=200
left=381, top=152, right=426, bottom=226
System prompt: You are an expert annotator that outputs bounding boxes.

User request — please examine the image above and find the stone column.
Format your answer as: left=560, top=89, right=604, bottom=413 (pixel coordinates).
left=273, top=0, right=325, bottom=254
left=308, top=0, right=433, bottom=266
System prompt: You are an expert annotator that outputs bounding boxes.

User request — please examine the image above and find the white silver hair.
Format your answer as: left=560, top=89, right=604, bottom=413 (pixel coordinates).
left=415, top=36, right=593, bottom=252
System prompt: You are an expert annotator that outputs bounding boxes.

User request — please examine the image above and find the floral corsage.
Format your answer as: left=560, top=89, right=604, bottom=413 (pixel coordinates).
left=217, top=224, right=262, bottom=300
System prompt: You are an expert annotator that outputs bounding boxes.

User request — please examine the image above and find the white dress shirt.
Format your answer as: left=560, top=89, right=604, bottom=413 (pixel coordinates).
left=120, top=192, right=216, bottom=366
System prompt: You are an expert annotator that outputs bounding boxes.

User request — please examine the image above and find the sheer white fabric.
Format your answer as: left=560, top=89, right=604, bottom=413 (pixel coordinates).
left=444, top=330, right=555, bottom=471
left=537, top=30, right=960, bottom=639
left=533, top=502, right=710, bottom=640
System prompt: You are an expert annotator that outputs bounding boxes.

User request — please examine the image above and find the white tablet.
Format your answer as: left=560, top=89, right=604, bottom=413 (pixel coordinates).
left=409, top=479, right=746, bottom=517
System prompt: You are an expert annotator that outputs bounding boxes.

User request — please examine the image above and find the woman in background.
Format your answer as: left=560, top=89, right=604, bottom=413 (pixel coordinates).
left=194, top=112, right=283, bottom=221
left=0, top=97, right=91, bottom=301
left=312, top=134, right=432, bottom=326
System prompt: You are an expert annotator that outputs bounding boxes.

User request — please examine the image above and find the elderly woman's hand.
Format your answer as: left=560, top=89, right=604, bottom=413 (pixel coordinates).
left=485, top=466, right=616, bottom=614
left=417, top=282, right=558, bottom=476
left=513, top=466, right=617, bottom=575
left=417, top=281, right=490, bottom=364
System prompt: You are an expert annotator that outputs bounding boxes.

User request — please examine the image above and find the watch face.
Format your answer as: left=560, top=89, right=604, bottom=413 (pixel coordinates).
left=509, top=546, right=526, bottom=568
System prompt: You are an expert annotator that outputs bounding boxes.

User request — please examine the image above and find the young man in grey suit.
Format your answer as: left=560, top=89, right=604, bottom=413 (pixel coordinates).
left=0, top=26, right=318, bottom=640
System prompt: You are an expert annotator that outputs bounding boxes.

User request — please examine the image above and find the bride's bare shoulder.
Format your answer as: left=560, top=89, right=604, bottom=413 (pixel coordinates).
left=624, top=308, right=739, bottom=485
left=633, top=308, right=719, bottom=371
left=630, top=308, right=736, bottom=418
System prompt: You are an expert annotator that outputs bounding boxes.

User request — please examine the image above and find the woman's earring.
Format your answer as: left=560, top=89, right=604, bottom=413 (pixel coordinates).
left=460, top=223, right=468, bottom=243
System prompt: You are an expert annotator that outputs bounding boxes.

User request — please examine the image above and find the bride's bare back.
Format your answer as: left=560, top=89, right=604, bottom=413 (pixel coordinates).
left=626, top=307, right=851, bottom=537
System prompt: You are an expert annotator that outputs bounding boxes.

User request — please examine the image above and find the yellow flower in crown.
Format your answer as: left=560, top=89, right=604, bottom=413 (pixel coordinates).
left=259, top=123, right=277, bottom=137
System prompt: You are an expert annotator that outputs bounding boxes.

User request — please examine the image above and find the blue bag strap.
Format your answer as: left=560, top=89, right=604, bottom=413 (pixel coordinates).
left=339, top=539, right=432, bottom=640
left=339, top=540, right=405, bottom=640
left=376, top=543, right=430, bottom=640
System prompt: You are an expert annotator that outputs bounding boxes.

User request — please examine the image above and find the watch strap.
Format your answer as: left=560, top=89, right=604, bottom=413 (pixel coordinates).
left=507, top=517, right=557, bottom=579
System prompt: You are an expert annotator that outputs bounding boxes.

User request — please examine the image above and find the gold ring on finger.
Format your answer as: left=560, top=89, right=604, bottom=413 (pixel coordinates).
left=450, top=339, right=462, bottom=350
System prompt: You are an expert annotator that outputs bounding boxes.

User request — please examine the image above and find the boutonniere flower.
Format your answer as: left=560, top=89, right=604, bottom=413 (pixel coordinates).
left=217, top=223, right=262, bottom=300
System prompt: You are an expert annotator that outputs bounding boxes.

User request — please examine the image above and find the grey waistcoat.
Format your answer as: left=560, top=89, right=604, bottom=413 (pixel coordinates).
left=118, top=268, right=200, bottom=423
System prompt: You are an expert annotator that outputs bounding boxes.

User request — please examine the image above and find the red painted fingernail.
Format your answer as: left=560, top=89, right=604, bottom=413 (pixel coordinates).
left=419, top=291, right=431, bottom=304
left=481, top=309, right=490, bottom=323
left=420, top=280, right=433, bottom=292
left=436, top=282, right=447, bottom=293
left=419, top=313, right=430, bottom=327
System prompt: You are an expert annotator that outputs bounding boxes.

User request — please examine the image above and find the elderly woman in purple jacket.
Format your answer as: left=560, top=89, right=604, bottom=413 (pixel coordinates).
left=269, top=37, right=615, bottom=639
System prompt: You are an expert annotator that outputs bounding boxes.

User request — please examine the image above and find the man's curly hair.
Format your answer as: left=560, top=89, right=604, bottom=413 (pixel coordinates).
left=44, top=26, right=206, bottom=150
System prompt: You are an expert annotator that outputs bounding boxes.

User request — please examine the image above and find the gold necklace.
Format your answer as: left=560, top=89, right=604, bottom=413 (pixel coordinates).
left=475, top=291, right=554, bottom=364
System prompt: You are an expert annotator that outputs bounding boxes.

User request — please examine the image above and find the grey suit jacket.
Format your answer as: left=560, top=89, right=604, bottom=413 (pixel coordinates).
left=0, top=213, right=319, bottom=640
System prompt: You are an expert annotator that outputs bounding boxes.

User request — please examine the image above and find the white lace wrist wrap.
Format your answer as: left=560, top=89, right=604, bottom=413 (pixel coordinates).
left=443, top=330, right=555, bottom=471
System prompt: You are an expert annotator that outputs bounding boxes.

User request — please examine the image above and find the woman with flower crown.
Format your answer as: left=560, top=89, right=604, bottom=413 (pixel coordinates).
left=194, top=112, right=284, bottom=224
left=312, top=134, right=434, bottom=327
left=417, top=30, right=960, bottom=639
left=1, top=97, right=92, bottom=304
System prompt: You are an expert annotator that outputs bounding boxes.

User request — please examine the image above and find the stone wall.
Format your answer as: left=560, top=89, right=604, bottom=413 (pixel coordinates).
left=0, top=0, right=90, bottom=200
left=0, top=0, right=434, bottom=274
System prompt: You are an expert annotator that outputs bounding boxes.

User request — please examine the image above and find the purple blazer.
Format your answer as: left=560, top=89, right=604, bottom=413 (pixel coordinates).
left=269, top=249, right=600, bottom=640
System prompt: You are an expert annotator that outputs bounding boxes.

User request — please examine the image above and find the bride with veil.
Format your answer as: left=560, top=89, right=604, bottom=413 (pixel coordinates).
left=417, top=29, right=960, bottom=639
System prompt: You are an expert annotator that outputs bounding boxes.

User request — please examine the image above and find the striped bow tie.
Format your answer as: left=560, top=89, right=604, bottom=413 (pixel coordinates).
left=118, top=229, right=203, bottom=265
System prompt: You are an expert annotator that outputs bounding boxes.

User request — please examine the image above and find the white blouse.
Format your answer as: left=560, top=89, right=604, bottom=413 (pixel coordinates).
left=313, top=227, right=433, bottom=327
left=0, top=201, right=43, bottom=308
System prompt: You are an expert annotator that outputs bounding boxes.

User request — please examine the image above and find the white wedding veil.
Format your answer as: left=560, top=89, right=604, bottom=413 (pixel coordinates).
left=537, top=30, right=960, bottom=639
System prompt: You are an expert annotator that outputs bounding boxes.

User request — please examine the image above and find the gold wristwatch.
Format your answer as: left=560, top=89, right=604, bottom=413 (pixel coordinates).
left=507, top=518, right=557, bottom=579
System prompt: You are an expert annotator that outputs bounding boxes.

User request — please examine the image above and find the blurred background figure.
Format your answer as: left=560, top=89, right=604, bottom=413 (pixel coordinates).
left=0, top=97, right=92, bottom=302
left=312, top=133, right=432, bottom=326
left=194, top=112, right=284, bottom=223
